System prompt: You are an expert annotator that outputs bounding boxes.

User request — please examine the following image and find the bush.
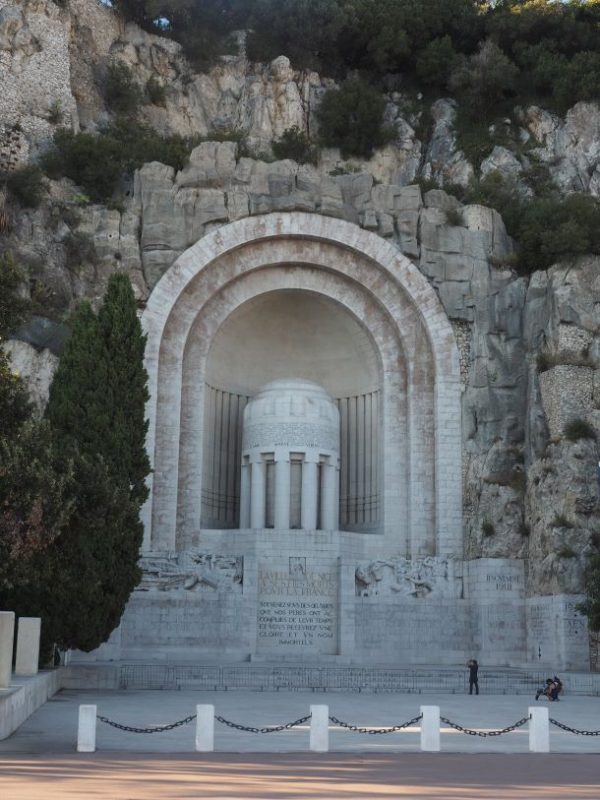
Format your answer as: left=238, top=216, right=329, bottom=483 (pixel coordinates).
left=518, top=193, right=600, bottom=273
left=0, top=251, right=30, bottom=337
left=317, top=79, right=393, bottom=159
left=41, top=120, right=191, bottom=203
left=64, top=231, right=98, bottom=273
left=272, top=126, right=318, bottom=165
left=450, top=40, right=519, bottom=118
left=3, top=165, right=47, bottom=208
left=416, top=35, right=459, bottom=90
left=146, top=76, right=166, bottom=107
left=481, top=520, right=495, bottom=537
left=564, top=419, right=597, bottom=442
left=104, top=62, right=142, bottom=116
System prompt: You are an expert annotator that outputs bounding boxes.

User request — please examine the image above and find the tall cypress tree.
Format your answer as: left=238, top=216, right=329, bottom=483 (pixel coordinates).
left=47, top=275, right=150, bottom=503
left=98, top=273, right=150, bottom=504
left=40, top=274, right=150, bottom=656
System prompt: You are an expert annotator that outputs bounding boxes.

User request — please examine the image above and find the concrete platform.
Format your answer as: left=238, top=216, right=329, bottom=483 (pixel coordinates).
left=1, top=689, right=599, bottom=754
left=0, top=670, right=63, bottom=740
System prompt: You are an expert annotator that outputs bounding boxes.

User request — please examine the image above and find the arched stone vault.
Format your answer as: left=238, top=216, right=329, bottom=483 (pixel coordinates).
left=141, top=212, right=462, bottom=557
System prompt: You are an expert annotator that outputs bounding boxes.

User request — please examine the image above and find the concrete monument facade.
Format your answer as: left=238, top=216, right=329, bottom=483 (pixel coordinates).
left=85, top=212, right=589, bottom=670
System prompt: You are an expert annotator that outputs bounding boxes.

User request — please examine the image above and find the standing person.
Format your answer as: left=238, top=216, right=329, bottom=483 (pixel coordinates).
left=467, top=658, right=479, bottom=695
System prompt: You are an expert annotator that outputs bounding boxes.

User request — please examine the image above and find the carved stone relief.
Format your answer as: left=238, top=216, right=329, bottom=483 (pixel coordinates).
left=138, top=552, right=243, bottom=592
left=355, top=557, right=462, bottom=599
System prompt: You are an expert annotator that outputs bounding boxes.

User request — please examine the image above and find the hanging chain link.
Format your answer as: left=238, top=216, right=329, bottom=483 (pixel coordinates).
left=96, top=714, right=197, bottom=734
left=440, top=715, right=530, bottom=737
left=549, top=718, right=600, bottom=736
left=328, top=713, right=423, bottom=735
left=215, top=713, right=312, bottom=734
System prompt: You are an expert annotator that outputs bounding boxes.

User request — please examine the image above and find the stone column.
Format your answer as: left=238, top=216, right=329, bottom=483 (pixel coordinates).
left=15, top=617, right=41, bottom=676
left=239, top=462, right=251, bottom=528
left=0, top=611, right=15, bottom=689
left=274, top=456, right=291, bottom=529
left=321, top=461, right=337, bottom=530
left=301, top=456, right=318, bottom=530
left=250, top=458, right=266, bottom=529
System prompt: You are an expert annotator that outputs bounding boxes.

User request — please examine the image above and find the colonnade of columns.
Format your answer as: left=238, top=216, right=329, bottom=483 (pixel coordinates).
left=240, top=448, right=339, bottom=531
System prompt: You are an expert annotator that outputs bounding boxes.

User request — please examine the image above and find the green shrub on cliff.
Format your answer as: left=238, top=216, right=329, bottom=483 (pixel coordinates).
left=41, top=120, right=190, bottom=203
left=317, top=78, right=392, bottom=159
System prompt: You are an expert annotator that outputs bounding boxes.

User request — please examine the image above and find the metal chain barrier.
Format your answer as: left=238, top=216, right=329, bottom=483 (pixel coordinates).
left=215, top=713, right=312, bottom=734
left=440, top=715, right=530, bottom=738
left=328, top=713, right=423, bottom=735
left=549, top=718, right=600, bottom=736
left=97, top=713, right=197, bottom=734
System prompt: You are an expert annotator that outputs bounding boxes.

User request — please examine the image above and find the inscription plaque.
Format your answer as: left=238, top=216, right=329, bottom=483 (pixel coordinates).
left=257, top=568, right=338, bottom=654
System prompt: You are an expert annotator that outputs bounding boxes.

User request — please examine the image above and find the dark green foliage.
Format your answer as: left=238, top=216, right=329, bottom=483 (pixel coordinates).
left=47, top=275, right=150, bottom=504
left=482, top=520, right=495, bottom=537
left=564, top=419, right=597, bottom=443
left=97, top=274, right=150, bottom=504
left=31, top=451, right=142, bottom=655
left=146, top=75, right=166, bottom=106
left=272, top=126, right=318, bottom=165
left=577, top=554, right=600, bottom=632
left=104, top=1, right=600, bottom=110
left=0, top=275, right=149, bottom=661
left=518, top=193, right=600, bottom=273
left=46, top=301, right=110, bottom=459
left=0, top=351, right=32, bottom=440
left=459, top=172, right=600, bottom=274
left=0, top=252, right=30, bottom=337
left=105, top=62, right=143, bottom=116
left=41, top=120, right=190, bottom=203
left=2, top=165, right=47, bottom=208
left=415, top=35, right=460, bottom=90
left=0, top=420, right=73, bottom=593
left=246, top=0, right=346, bottom=73
left=450, top=39, right=519, bottom=117
left=64, top=231, right=98, bottom=273
left=317, top=78, right=392, bottom=159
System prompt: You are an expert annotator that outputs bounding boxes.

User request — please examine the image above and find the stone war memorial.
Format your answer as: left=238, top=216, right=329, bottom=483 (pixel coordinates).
left=79, top=212, right=588, bottom=671
left=4, top=0, right=600, bottom=687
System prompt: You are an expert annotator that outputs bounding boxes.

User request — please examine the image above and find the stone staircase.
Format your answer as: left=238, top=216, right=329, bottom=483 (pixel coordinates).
left=64, top=662, right=600, bottom=695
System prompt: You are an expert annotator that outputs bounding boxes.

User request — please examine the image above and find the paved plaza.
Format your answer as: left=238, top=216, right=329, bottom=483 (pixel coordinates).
left=1, top=690, right=600, bottom=798
left=1, top=689, right=600, bottom=754
left=1, top=752, right=600, bottom=799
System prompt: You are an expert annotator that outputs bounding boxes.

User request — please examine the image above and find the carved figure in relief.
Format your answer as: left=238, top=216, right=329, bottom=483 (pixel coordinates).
left=138, top=552, right=243, bottom=592
left=355, top=557, right=459, bottom=598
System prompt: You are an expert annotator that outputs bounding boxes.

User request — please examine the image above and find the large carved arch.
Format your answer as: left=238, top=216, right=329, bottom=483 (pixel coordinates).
left=142, top=213, right=462, bottom=557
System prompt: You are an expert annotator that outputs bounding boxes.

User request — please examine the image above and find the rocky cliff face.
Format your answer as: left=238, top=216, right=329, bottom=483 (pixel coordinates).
left=1, top=0, right=599, bottom=607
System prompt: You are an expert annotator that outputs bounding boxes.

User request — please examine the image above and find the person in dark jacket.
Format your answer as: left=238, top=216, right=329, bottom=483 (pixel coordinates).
left=467, top=658, right=479, bottom=695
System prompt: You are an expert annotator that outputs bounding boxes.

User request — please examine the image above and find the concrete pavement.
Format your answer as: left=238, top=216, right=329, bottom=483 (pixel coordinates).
left=1, top=689, right=599, bottom=754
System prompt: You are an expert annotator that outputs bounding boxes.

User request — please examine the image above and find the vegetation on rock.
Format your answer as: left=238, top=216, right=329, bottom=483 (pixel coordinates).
left=317, top=78, right=392, bottom=159
left=107, top=1, right=600, bottom=114
left=41, top=119, right=191, bottom=203
left=272, top=127, right=318, bottom=165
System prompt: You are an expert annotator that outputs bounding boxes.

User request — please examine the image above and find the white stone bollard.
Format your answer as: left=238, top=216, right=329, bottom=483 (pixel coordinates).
left=420, top=705, right=441, bottom=752
left=195, top=704, right=215, bottom=752
left=15, top=617, right=41, bottom=676
left=0, top=611, right=15, bottom=689
left=77, top=705, right=97, bottom=753
left=310, top=704, right=329, bottom=752
left=529, top=706, right=550, bottom=753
